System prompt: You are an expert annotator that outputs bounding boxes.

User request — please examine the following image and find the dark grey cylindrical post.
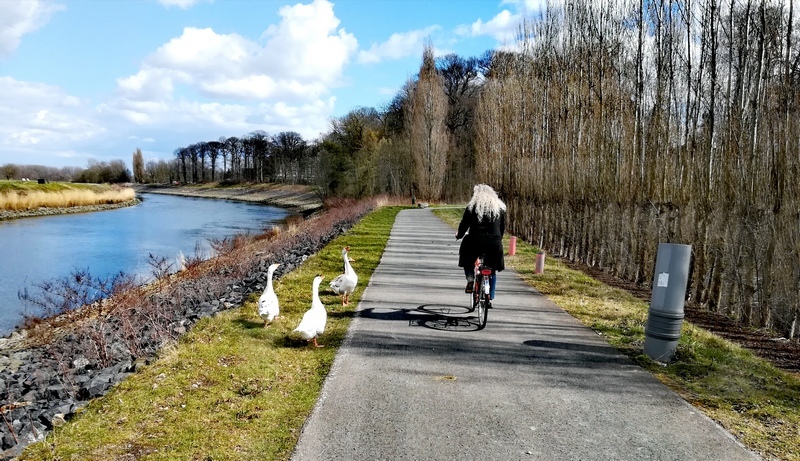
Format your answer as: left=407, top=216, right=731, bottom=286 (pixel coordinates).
left=644, top=243, right=692, bottom=362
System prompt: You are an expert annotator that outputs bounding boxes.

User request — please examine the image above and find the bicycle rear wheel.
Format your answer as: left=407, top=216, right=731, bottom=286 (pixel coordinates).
left=475, top=277, right=488, bottom=330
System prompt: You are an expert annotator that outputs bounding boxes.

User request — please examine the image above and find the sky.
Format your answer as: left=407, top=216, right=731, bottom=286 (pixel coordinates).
left=0, top=0, right=546, bottom=170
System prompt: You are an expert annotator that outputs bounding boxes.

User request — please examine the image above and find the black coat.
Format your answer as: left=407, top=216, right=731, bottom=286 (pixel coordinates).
left=456, top=207, right=505, bottom=271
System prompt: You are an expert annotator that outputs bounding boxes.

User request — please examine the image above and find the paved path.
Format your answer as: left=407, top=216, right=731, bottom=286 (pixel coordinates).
left=291, top=208, right=759, bottom=460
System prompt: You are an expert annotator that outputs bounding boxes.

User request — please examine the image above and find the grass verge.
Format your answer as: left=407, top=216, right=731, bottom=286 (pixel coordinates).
left=20, top=206, right=405, bottom=461
left=0, top=180, right=135, bottom=211
left=434, top=207, right=800, bottom=461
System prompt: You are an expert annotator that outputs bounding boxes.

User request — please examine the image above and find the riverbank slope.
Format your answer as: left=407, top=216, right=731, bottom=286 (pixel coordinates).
left=133, top=182, right=323, bottom=215
left=1, top=197, right=382, bottom=459
left=0, top=181, right=139, bottom=220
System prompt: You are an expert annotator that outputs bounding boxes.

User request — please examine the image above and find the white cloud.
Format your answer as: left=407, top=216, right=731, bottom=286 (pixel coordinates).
left=0, top=77, right=105, bottom=149
left=0, top=0, right=63, bottom=59
left=148, top=27, right=256, bottom=75
left=99, top=0, right=354, bottom=148
left=465, top=10, right=520, bottom=44
left=500, top=0, right=548, bottom=12
left=158, top=0, right=212, bottom=10
left=127, top=135, right=156, bottom=143
left=0, top=76, right=108, bottom=167
left=0, top=0, right=355, bottom=167
left=456, top=0, right=547, bottom=47
left=199, top=75, right=279, bottom=100
left=377, top=87, right=399, bottom=96
left=116, top=68, right=178, bottom=101
left=260, top=0, right=358, bottom=82
left=357, top=26, right=439, bottom=64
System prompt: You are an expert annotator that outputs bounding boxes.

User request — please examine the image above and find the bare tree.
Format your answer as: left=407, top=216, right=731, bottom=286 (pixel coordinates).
left=1, top=164, right=18, bottom=180
left=174, top=147, right=189, bottom=183
left=206, top=141, right=222, bottom=182
left=273, top=131, right=307, bottom=183
left=437, top=53, right=483, bottom=200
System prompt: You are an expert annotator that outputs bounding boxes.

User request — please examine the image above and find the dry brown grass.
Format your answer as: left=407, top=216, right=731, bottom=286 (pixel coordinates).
left=0, top=188, right=136, bottom=211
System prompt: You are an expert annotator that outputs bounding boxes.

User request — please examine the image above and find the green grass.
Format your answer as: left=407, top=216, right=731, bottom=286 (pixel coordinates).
left=20, top=206, right=405, bottom=461
left=0, top=180, right=114, bottom=194
left=434, top=206, right=800, bottom=461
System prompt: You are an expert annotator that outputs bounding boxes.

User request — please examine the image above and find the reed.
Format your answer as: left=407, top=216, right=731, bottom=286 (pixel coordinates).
left=0, top=188, right=136, bottom=211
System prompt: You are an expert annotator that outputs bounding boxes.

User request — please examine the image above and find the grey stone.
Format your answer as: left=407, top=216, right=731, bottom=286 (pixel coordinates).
left=72, top=356, right=90, bottom=370
left=51, top=414, right=67, bottom=428
left=44, top=384, right=69, bottom=400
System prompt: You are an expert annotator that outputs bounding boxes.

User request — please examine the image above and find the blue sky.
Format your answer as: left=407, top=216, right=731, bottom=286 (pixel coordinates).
left=0, top=0, right=545, bottom=169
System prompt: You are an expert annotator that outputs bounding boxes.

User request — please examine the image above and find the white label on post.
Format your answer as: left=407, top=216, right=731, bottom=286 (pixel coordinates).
left=657, top=272, right=669, bottom=287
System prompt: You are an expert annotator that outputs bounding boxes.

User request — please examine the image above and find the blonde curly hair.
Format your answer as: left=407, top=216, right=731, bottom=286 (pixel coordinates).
left=467, top=184, right=506, bottom=222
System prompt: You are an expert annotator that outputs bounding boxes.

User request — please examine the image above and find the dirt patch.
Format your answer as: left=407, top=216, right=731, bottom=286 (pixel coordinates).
left=564, top=261, right=800, bottom=374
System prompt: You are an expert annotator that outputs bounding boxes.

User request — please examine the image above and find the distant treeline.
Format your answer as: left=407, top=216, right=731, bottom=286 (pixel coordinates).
left=1, top=160, right=131, bottom=184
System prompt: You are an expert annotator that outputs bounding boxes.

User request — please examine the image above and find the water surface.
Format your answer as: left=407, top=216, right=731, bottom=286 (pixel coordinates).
left=0, top=193, right=291, bottom=334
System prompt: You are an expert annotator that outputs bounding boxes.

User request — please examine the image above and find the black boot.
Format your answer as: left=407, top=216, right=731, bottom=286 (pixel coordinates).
left=465, top=277, right=474, bottom=293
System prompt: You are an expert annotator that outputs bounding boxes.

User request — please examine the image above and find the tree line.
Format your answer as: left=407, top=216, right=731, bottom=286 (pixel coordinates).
left=1, top=161, right=131, bottom=184
left=472, top=0, right=799, bottom=340
left=10, top=0, right=785, bottom=338
left=141, top=41, right=488, bottom=202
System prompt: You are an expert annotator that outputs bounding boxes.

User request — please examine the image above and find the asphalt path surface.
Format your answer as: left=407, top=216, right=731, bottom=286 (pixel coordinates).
left=291, top=208, right=759, bottom=461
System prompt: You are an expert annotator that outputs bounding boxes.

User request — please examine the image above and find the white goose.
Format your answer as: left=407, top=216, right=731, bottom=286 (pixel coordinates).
left=329, top=246, right=358, bottom=306
left=293, top=275, right=327, bottom=347
left=176, top=251, right=187, bottom=272
left=258, top=263, right=280, bottom=327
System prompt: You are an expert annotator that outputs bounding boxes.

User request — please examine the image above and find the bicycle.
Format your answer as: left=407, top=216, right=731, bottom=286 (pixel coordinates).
left=469, top=255, right=492, bottom=330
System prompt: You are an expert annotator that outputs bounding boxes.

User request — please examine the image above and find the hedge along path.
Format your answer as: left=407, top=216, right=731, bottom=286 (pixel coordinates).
left=19, top=206, right=405, bottom=461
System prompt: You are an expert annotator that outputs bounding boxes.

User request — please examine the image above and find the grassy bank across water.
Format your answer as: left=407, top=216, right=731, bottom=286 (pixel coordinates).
left=434, top=206, right=800, bottom=461
left=135, top=182, right=323, bottom=215
left=0, top=181, right=135, bottom=212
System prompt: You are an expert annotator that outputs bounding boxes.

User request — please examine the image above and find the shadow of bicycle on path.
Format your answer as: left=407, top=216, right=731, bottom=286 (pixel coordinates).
left=359, top=304, right=484, bottom=332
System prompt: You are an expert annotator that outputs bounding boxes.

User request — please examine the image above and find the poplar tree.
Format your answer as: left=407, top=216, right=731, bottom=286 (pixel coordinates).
left=408, top=42, right=448, bottom=201
left=132, top=148, right=145, bottom=184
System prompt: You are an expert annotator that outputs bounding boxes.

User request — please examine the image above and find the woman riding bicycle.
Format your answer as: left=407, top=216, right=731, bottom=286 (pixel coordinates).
left=455, top=184, right=506, bottom=306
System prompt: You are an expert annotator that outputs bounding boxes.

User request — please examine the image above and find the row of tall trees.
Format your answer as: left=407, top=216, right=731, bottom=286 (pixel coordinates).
left=474, top=0, right=799, bottom=339
left=163, top=131, right=312, bottom=185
